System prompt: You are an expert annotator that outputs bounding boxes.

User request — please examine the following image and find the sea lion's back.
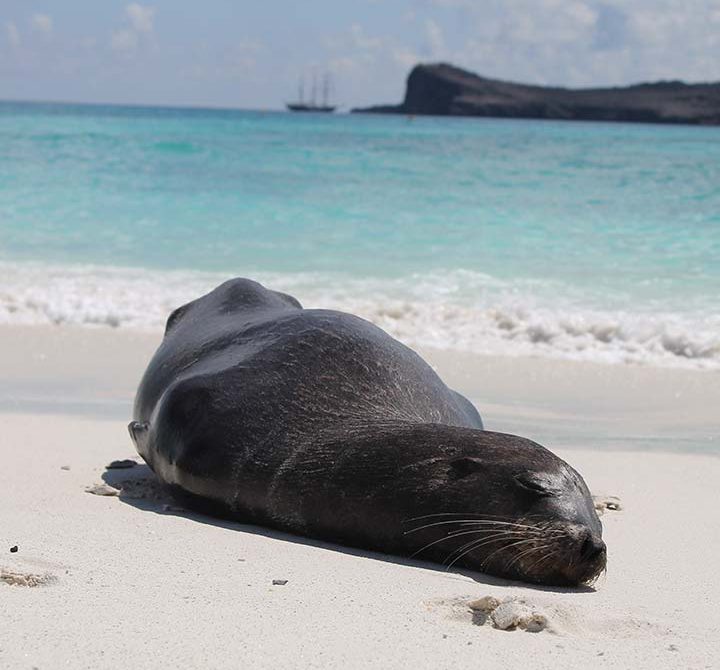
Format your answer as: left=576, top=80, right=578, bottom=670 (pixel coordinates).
left=131, top=278, right=483, bottom=481
left=133, top=278, right=302, bottom=420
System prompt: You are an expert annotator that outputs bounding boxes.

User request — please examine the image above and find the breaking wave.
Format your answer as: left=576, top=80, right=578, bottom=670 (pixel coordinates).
left=1, top=261, right=719, bottom=370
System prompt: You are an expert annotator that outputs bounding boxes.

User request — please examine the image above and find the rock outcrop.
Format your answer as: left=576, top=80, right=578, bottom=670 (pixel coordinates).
left=353, top=63, right=720, bottom=125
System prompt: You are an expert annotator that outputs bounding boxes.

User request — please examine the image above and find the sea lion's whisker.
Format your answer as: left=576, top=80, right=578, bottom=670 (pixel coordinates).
left=525, top=548, right=562, bottom=575
left=445, top=525, right=525, bottom=537
left=478, top=537, right=542, bottom=570
left=404, top=519, right=547, bottom=536
left=404, top=512, right=521, bottom=522
left=442, top=537, right=511, bottom=569
left=442, top=532, right=526, bottom=566
left=446, top=535, right=533, bottom=570
left=409, top=528, right=521, bottom=559
left=503, top=543, right=554, bottom=571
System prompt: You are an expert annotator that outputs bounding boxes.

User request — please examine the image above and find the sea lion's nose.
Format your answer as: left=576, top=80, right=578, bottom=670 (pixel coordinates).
left=579, top=533, right=606, bottom=562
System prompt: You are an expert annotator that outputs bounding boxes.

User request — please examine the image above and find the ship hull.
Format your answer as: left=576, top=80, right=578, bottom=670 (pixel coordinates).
left=286, top=104, right=336, bottom=113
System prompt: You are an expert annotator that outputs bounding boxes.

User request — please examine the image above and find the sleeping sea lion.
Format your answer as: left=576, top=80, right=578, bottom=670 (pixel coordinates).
left=129, top=278, right=606, bottom=586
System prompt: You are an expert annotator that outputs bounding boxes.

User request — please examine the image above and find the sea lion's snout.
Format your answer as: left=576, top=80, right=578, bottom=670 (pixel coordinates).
left=574, top=529, right=607, bottom=583
left=544, top=524, right=606, bottom=586
left=506, top=523, right=606, bottom=587
left=579, top=532, right=606, bottom=563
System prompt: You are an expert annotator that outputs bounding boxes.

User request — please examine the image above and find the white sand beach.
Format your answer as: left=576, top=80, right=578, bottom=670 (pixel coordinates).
left=1, top=324, right=719, bottom=669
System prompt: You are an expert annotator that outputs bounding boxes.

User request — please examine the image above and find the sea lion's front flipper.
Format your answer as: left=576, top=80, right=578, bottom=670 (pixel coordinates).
left=127, top=421, right=149, bottom=450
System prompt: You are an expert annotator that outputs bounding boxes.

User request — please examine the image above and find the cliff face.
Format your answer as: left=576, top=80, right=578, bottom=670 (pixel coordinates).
left=353, top=63, right=720, bottom=125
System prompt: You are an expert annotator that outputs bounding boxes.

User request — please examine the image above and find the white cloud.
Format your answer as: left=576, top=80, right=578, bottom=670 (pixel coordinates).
left=111, top=4, right=156, bottom=54
left=126, top=3, right=155, bottom=34
left=31, top=13, right=53, bottom=35
left=414, top=0, right=720, bottom=87
left=5, top=21, right=20, bottom=47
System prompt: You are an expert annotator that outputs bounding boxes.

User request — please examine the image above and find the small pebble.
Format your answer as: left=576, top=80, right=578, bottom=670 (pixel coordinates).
left=60, top=465, right=70, bottom=471
left=272, top=579, right=288, bottom=586
left=106, top=459, right=137, bottom=469
left=85, top=483, right=119, bottom=497
left=10, top=545, right=18, bottom=553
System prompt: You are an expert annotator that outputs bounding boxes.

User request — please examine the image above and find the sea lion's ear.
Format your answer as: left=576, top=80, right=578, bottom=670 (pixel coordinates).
left=448, top=456, right=485, bottom=480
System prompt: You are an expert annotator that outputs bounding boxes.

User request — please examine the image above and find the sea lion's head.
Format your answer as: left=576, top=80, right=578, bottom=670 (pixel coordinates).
left=405, top=430, right=606, bottom=587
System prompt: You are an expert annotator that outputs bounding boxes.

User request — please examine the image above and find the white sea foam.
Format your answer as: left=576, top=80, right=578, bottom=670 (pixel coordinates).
left=1, top=261, right=719, bottom=370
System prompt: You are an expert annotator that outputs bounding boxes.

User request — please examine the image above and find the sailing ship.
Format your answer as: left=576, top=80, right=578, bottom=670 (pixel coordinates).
left=287, top=73, right=336, bottom=113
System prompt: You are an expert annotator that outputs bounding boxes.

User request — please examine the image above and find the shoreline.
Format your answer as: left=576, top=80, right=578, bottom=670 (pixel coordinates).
left=1, top=323, right=717, bottom=454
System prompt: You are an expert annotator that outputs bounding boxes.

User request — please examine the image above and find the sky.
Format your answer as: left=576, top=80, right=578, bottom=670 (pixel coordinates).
left=1, top=1, right=719, bottom=110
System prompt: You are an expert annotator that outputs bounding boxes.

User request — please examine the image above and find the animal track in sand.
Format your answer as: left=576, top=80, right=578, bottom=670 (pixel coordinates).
left=1, top=568, right=56, bottom=587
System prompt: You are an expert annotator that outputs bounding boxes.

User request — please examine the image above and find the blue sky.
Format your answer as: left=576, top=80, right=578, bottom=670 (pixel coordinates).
left=2, top=1, right=719, bottom=109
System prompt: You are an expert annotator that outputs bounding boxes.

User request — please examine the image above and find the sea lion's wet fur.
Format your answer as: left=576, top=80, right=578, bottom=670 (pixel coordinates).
left=130, top=278, right=606, bottom=586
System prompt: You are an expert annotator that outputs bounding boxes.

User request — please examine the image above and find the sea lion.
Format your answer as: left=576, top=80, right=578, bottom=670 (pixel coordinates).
left=129, top=278, right=606, bottom=586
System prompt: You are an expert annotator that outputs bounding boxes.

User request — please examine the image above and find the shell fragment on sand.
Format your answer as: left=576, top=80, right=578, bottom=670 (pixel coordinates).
left=593, top=495, right=623, bottom=514
left=469, top=595, right=549, bottom=633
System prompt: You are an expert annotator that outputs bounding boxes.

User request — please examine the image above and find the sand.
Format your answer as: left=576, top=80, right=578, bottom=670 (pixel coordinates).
left=1, top=324, right=719, bottom=669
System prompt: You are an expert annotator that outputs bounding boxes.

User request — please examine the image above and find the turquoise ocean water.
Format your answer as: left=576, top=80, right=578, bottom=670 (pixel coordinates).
left=1, top=101, right=719, bottom=368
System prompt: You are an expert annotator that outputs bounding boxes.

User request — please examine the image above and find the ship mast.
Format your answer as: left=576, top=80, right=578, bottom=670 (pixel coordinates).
left=298, top=76, right=304, bottom=104
left=322, top=73, right=329, bottom=107
left=311, top=72, right=317, bottom=107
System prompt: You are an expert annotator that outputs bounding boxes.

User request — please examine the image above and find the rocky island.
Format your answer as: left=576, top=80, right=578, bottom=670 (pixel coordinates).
left=353, top=63, right=720, bottom=125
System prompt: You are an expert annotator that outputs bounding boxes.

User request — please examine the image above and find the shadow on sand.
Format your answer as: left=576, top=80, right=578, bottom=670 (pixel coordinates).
left=102, top=460, right=596, bottom=595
